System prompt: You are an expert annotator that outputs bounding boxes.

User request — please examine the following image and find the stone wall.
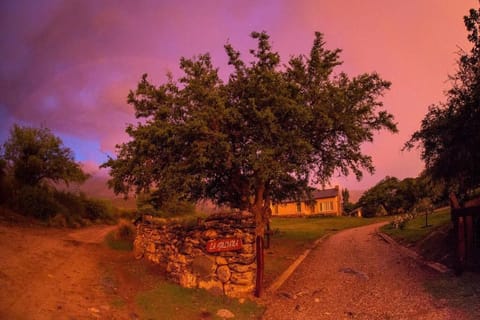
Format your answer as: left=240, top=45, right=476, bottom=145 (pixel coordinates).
left=133, top=211, right=256, bottom=297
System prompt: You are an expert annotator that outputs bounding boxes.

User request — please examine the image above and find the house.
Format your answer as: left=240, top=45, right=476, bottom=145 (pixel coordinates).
left=271, top=186, right=342, bottom=216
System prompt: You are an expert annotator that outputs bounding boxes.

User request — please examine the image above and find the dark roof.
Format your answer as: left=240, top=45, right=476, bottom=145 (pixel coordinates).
left=311, top=188, right=339, bottom=199
left=281, top=187, right=339, bottom=204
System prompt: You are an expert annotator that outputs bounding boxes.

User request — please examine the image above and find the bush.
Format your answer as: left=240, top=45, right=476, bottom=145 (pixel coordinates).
left=14, top=185, right=60, bottom=219
left=115, top=219, right=136, bottom=241
left=82, top=198, right=112, bottom=221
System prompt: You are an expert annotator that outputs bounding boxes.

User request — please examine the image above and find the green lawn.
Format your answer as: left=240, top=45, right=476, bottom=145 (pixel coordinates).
left=380, top=207, right=451, bottom=244
left=137, top=282, right=264, bottom=320
left=265, top=216, right=389, bottom=286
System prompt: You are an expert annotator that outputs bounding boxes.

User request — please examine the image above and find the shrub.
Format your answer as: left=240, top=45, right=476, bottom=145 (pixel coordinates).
left=82, top=198, right=112, bottom=221
left=115, top=219, right=136, bottom=241
left=14, top=185, right=60, bottom=219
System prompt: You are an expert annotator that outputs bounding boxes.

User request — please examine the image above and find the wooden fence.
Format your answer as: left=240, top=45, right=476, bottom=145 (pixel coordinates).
left=450, top=194, right=480, bottom=273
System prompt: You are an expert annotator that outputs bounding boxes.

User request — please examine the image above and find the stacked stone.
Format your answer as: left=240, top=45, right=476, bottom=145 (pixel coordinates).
left=134, top=211, right=256, bottom=297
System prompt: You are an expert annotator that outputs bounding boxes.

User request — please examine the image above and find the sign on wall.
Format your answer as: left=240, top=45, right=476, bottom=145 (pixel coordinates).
left=206, top=238, right=243, bottom=253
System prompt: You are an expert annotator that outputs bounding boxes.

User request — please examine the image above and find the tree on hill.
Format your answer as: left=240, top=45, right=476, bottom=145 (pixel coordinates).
left=1, top=124, right=87, bottom=187
left=405, top=8, right=480, bottom=199
left=342, top=188, right=354, bottom=213
left=358, top=176, right=429, bottom=216
left=103, top=31, right=397, bottom=296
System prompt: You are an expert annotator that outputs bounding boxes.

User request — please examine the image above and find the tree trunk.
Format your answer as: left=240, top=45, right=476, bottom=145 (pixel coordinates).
left=252, top=183, right=269, bottom=297
left=254, top=234, right=264, bottom=297
left=252, top=204, right=267, bottom=297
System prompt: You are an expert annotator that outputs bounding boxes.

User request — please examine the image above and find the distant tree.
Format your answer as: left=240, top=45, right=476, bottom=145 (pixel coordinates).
left=341, top=188, right=354, bottom=214
left=358, top=176, right=428, bottom=216
left=405, top=8, right=480, bottom=199
left=1, top=124, right=87, bottom=187
left=358, top=176, right=401, bottom=216
left=103, top=31, right=397, bottom=296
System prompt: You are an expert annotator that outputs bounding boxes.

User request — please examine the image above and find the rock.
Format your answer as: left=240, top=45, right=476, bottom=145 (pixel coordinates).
left=88, top=307, right=100, bottom=313
left=230, top=271, right=254, bottom=285
left=227, top=254, right=255, bottom=265
left=279, top=291, right=295, bottom=299
left=216, top=256, right=228, bottom=265
left=203, top=229, right=218, bottom=239
left=217, top=265, right=231, bottom=283
left=198, top=279, right=224, bottom=295
left=229, top=263, right=252, bottom=273
left=224, top=283, right=255, bottom=297
left=295, top=304, right=303, bottom=312
left=133, top=241, right=144, bottom=260
left=146, top=242, right=156, bottom=253
left=179, top=272, right=196, bottom=288
left=216, top=309, right=235, bottom=318
left=192, top=255, right=216, bottom=277
left=241, top=244, right=254, bottom=254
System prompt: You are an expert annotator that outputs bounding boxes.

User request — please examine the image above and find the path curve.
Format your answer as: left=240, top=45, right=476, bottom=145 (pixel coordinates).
left=0, top=223, right=127, bottom=320
left=263, top=222, right=465, bottom=320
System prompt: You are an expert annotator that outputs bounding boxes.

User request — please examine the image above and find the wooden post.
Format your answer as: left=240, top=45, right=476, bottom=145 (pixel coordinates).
left=466, top=215, right=474, bottom=265
left=254, top=235, right=264, bottom=297
left=450, top=193, right=465, bottom=274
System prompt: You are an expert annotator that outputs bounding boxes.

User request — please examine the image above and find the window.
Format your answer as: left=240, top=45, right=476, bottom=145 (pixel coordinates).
left=319, top=201, right=334, bottom=212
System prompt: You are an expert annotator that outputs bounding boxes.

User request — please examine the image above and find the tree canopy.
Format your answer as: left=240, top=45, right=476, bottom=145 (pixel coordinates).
left=405, top=8, right=480, bottom=197
left=1, top=124, right=87, bottom=187
left=358, top=176, right=424, bottom=216
left=103, top=31, right=397, bottom=296
left=104, top=31, right=397, bottom=216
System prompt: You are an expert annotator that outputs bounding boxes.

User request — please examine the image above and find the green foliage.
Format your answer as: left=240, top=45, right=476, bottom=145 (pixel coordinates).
left=103, top=31, right=397, bottom=215
left=381, top=207, right=451, bottom=244
left=82, top=198, right=111, bottom=220
left=1, top=124, right=87, bottom=187
left=358, top=175, right=436, bottom=217
left=136, top=191, right=196, bottom=217
left=405, top=9, right=480, bottom=198
left=341, top=188, right=354, bottom=213
left=105, top=220, right=136, bottom=251
left=13, top=185, right=62, bottom=219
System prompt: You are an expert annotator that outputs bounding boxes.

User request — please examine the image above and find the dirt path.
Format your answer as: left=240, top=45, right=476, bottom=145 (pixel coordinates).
left=0, top=223, right=129, bottom=320
left=262, top=222, right=467, bottom=320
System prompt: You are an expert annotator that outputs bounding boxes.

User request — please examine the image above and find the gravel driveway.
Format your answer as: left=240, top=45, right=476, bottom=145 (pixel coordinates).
left=262, top=222, right=466, bottom=320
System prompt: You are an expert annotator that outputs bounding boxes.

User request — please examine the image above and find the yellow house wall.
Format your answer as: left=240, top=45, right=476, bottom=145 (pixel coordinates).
left=272, top=196, right=341, bottom=216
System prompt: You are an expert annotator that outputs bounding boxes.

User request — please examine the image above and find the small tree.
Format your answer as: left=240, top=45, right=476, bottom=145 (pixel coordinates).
left=1, top=124, right=87, bottom=187
left=341, top=188, right=354, bottom=214
left=103, top=31, right=397, bottom=296
left=414, top=197, right=434, bottom=228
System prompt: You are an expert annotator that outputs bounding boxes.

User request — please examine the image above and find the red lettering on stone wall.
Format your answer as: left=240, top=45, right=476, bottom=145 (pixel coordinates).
left=206, top=238, right=243, bottom=252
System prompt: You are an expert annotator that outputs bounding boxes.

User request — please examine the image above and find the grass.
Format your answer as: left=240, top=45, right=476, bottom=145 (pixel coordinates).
left=137, top=282, right=264, bottom=319
left=380, top=207, right=451, bottom=244
left=265, top=216, right=390, bottom=286
left=105, top=231, right=134, bottom=251
left=425, top=272, right=480, bottom=319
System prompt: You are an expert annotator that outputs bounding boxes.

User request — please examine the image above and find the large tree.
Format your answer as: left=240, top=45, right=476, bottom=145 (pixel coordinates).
left=405, top=8, right=480, bottom=198
left=103, top=31, right=397, bottom=296
left=1, top=124, right=87, bottom=187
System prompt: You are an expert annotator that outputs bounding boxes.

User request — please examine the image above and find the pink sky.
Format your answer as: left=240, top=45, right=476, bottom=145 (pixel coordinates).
left=0, top=0, right=477, bottom=191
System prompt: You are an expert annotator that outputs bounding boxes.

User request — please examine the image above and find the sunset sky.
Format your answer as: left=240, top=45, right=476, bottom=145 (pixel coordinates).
left=0, top=0, right=477, bottom=191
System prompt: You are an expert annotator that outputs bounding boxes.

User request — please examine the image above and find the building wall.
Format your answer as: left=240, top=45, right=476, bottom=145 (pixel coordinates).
left=272, top=196, right=341, bottom=216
